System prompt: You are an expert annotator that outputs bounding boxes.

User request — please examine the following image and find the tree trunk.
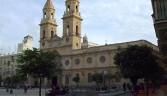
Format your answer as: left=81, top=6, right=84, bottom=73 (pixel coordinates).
left=130, top=78, right=137, bottom=96
left=39, top=77, right=41, bottom=96
left=109, top=80, right=111, bottom=90
left=146, top=78, right=148, bottom=96
left=112, top=79, right=114, bottom=86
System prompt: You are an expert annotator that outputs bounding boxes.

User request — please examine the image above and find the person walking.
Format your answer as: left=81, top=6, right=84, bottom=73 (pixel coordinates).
left=24, top=86, right=27, bottom=94
left=51, top=85, right=56, bottom=96
left=123, top=82, right=126, bottom=92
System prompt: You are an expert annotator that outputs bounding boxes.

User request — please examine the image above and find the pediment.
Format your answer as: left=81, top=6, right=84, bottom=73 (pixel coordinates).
left=51, top=35, right=62, bottom=41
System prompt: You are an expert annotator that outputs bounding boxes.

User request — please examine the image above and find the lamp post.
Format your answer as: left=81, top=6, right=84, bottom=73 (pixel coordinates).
left=6, top=66, right=9, bottom=92
left=10, top=56, right=14, bottom=94
left=6, top=60, right=11, bottom=92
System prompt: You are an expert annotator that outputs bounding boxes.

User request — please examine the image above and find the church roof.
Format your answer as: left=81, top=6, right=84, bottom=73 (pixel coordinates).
left=83, top=34, right=88, bottom=39
left=44, top=0, right=54, bottom=9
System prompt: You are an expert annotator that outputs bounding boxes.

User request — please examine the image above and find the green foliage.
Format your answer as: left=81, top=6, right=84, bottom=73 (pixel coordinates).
left=113, top=44, right=164, bottom=94
left=12, top=74, right=28, bottom=85
left=149, top=65, right=165, bottom=82
left=4, top=77, right=11, bottom=84
left=104, top=73, right=116, bottom=89
left=16, top=48, right=61, bottom=79
left=92, top=73, right=103, bottom=88
left=72, top=76, right=80, bottom=86
left=104, top=73, right=116, bottom=80
left=16, top=48, right=62, bottom=96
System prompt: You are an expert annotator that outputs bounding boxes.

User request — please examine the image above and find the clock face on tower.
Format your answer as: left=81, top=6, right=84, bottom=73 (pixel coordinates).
left=42, top=42, right=45, bottom=46
left=66, top=38, right=69, bottom=42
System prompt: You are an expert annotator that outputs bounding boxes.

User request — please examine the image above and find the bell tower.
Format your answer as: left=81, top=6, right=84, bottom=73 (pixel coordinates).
left=151, top=0, right=167, bottom=63
left=62, top=0, right=83, bottom=50
left=39, top=0, right=58, bottom=49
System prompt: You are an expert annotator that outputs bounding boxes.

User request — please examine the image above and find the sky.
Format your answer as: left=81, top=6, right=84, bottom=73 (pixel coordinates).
left=0, top=0, right=157, bottom=55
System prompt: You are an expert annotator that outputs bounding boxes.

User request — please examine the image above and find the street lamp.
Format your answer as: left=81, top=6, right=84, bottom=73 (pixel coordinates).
left=6, top=66, right=9, bottom=92
left=10, top=56, right=14, bottom=94
left=6, top=60, right=11, bottom=92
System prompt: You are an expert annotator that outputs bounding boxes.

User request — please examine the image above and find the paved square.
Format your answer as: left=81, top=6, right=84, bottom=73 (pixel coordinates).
left=0, top=88, right=49, bottom=96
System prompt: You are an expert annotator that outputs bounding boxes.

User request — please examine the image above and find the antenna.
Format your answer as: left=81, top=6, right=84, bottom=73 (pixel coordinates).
left=105, top=40, right=107, bottom=45
left=0, top=46, right=3, bottom=54
left=9, top=46, right=11, bottom=55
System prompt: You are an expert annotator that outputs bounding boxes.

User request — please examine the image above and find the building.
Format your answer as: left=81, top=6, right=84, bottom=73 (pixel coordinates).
left=0, top=0, right=160, bottom=88
left=151, top=0, right=167, bottom=64
left=39, top=0, right=159, bottom=87
left=0, top=35, right=34, bottom=86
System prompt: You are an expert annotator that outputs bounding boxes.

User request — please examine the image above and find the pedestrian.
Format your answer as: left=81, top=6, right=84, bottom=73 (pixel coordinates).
left=24, top=86, right=27, bottom=94
left=51, top=85, right=56, bottom=96
left=123, top=82, right=126, bottom=92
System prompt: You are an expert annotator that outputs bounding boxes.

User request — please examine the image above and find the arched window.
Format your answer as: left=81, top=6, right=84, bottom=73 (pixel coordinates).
left=67, top=25, right=69, bottom=35
left=76, top=6, right=78, bottom=12
left=88, top=73, right=92, bottom=83
left=43, top=30, right=45, bottom=38
left=51, top=31, right=54, bottom=38
left=76, top=74, right=80, bottom=83
left=44, top=13, right=46, bottom=18
left=76, top=25, right=78, bottom=36
left=68, top=5, right=70, bottom=12
left=115, top=72, right=121, bottom=82
left=65, top=74, right=69, bottom=84
left=51, top=13, right=53, bottom=19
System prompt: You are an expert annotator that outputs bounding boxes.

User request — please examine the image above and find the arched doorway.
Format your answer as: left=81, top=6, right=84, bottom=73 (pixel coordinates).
left=52, top=76, right=57, bottom=86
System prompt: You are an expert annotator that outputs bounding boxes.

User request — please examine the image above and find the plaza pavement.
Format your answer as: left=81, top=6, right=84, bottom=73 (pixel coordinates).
left=0, top=87, right=129, bottom=96
left=0, top=87, right=165, bottom=96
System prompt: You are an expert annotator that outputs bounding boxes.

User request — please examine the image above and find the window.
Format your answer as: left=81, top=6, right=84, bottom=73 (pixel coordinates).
left=7, top=61, right=10, bottom=66
left=68, top=5, right=70, bottom=11
left=87, top=57, right=92, bottom=63
left=51, top=31, right=54, bottom=38
left=4, top=60, right=6, bottom=65
left=65, top=60, right=69, bottom=65
left=76, top=6, right=78, bottom=12
left=76, top=43, right=78, bottom=47
left=88, top=73, right=92, bottom=83
left=65, top=74, right=69, bottom=84
left=100, top=56, right=105, bottom=62
left=43, top=30, right=45, bottom=38
left=67, top=25, right=69, bottom=35
left=76, top=74, right=79, bottom=77
left=51, top=13, right=53, bottom=19
left=76, top=74, right=80, bottom=82
left=76, top=25, right=78, bottom=36
left=75, top=59, right=80, bottom=64
left=44, top=13, right=46, bottom=18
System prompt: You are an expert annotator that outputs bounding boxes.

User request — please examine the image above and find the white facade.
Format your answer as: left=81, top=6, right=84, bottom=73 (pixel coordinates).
left=18, top=35, right=33, bottom=53
left=0, top=35, right=34, bottom=87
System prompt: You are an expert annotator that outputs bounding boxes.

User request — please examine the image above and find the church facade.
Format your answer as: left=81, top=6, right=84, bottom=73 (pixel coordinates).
left=0, top=0, right=159, bottom=87
left=39, top=0, right=159, bottom=87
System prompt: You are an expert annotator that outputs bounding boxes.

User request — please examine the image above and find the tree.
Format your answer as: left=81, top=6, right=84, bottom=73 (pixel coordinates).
left=4, top=77, right=11, bottom=86
left=72, top=76, right=80, bottom=87
left=12, top=74, right=28, bottom=87
left=104, top=73, right=116, bottom=90
left=113, top=44, right=162, bottom=95
left=92, top=73, right=103, bottom=89
left=16, top=48, right=62, bottom=96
